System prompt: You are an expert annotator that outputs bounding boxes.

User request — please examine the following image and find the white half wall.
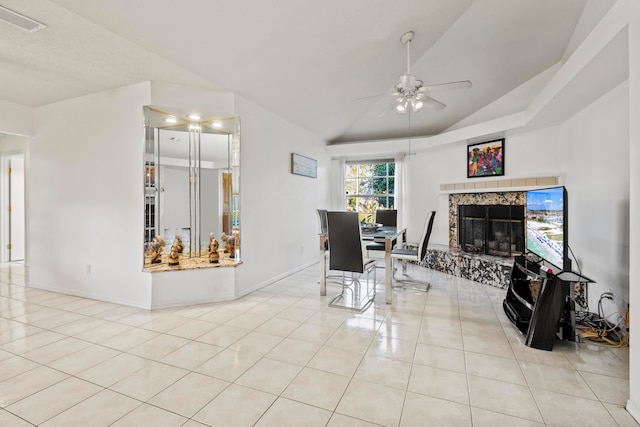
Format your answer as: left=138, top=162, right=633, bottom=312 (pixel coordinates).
left=29, top=82, right=152, bottom=307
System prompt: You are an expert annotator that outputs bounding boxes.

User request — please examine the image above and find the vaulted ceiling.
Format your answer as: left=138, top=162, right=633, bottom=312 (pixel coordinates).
left=0, top=0, right=619, bottom=143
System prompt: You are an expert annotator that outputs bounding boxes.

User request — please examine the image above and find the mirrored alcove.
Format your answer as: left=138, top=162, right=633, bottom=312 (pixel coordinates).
left=143, top=106, right=240, bottom=271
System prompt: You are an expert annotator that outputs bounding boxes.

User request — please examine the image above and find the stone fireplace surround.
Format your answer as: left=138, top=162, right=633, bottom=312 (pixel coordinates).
left=419, top=177, right=559, bottom=288
left=422, top=191, right=526, bottom=289
left=448, top=191, right=525, bottom=248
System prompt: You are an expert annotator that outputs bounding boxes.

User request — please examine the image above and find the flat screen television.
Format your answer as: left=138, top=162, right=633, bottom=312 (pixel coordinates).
left=525, top=186, right=570, bottom=271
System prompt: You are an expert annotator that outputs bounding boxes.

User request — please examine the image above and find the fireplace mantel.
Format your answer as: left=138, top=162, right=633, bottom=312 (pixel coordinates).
left=440, top=176, right=559, bottom=194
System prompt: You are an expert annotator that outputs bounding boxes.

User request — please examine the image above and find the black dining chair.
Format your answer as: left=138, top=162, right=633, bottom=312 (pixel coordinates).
left=317, top=208, right=341, bottom=284
left=390, top=210, right=436, bottom=290
left=366, top=209, right=398, bottom=256
left=375, top=209, right=397, bottom=226
left=326, top=211, right=377, bottom=312
left=316, top=209, right=329, bottom=249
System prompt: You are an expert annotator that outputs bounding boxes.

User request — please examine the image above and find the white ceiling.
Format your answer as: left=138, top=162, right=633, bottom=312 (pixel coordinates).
left=0, top=0, right=619, bottom=144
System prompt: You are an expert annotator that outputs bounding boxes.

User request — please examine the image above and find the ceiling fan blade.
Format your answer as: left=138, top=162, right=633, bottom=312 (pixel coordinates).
left=377, top=98, right=402, bottom=117
left=419, top=80, right=472, bottom=93
left=354, top=94, right=384, bottom=101
left=420, top=95, right=446, bottom=111
left=354, top=91, right=400, bottom=102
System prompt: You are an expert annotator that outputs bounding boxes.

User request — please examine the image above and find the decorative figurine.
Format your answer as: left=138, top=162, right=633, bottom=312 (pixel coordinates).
left=167, top=244, right=180, bottom=266
left=173, top=234, right=184, bottom=253
left=221, top=232, right=229, bottom=252
left=147, top=236, right=166, bottom=264
left=221, top=231, right=239, bottom=259
left=208, top=233, right=220, bottom=263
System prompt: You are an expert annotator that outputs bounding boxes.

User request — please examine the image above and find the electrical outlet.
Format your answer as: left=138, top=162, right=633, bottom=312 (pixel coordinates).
left=300, top=245, right=304, bottom=254
left=86, top=264, right=91, bottom=274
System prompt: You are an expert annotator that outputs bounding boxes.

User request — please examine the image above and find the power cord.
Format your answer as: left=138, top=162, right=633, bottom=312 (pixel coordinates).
left=567, top=245, right=589, bottom=311
left=567, top=244, right=582, bottom=276
left=575, top=293, right=629, bottom=347
left=566, top=246, right=629, bottom=347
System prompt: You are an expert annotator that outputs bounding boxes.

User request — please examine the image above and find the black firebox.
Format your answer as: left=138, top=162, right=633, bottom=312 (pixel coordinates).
left=458, top=204, right=525, bottom=257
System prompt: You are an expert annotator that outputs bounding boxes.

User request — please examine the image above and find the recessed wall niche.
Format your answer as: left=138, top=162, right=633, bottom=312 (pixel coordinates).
left=143, top=106, right=240, bottom=271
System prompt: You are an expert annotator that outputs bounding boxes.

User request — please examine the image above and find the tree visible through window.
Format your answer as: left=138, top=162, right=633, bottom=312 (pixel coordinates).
left=345, top=161, right=395, bottom=223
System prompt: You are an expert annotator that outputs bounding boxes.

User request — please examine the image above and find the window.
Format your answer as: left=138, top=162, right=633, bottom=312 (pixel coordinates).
left=345, top=161, right=395, bottom=223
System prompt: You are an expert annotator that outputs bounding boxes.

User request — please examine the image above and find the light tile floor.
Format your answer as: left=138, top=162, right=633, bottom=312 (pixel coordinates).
left=0, top=262, right=637, bottom=427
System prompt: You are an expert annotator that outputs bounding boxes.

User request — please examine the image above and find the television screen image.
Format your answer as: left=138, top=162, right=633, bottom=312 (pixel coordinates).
left=525, top=186, right=566, bottom=269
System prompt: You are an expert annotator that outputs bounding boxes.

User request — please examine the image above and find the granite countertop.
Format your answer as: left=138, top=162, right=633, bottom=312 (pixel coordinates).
left=143, top=253, right=242, bottom=272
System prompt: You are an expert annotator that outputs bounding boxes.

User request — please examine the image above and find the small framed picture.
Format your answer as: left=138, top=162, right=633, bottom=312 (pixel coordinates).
left=291, top=153, right=317, bottom=178
left=467, top=138, right=504, bottom=178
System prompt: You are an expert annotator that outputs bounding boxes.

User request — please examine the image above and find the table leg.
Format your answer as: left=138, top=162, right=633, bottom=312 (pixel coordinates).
left=320, top=235, right=326, bottom=296
left=385, top=237, right=392, bottom=304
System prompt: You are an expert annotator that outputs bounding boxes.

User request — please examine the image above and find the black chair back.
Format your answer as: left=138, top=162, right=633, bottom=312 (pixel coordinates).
left=327, top=211, right=364, bottom=274
left=316, top=209, right=328, bottom=234
left=375, top=209, right=397, bottom=226
left=418, top=211, right=436, bottom=262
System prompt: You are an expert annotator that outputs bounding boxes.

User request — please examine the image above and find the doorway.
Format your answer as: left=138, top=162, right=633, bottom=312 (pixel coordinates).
left=1, top=154, right=25, bottom=262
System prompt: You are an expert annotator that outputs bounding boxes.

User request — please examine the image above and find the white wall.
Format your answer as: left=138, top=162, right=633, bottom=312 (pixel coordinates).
left=408, top=146, right=459, bottom=245
left=559, top=80, right=629, bottom=312
left=29, top=82, right=152, bottom=307
left=234, top=95, right=331, bottom=294
left=627, top=0, right=639, bottom=419
left=0, top=101, right=33, bottom=137
left=0, top=133, right=29, bottom=152
left=150, top=82, right=234, bottom=117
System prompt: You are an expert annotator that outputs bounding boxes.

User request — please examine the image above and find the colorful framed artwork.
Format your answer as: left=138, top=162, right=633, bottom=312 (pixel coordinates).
left=467, top=138, right=504, bottom=178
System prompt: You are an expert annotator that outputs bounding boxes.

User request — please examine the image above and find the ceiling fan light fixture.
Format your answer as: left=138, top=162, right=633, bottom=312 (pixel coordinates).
left=373, top=30, right=471, bottom=117
left=396, top=99, right=408, bottom=114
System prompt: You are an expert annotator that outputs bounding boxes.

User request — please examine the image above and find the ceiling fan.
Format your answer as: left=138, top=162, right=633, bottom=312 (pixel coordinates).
left=379, top=31, right=472, bottom=117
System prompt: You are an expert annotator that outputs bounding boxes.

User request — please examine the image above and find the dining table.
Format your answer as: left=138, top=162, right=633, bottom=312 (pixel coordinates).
left=319, top=224, right=406, bottom=305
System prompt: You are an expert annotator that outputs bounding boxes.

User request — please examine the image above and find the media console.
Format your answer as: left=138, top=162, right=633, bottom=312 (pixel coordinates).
left=503, top=255, right=594, bottom=350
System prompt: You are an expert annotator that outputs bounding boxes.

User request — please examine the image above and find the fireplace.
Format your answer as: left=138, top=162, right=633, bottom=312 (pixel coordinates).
left=459, top=204, right=525, bottom=257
